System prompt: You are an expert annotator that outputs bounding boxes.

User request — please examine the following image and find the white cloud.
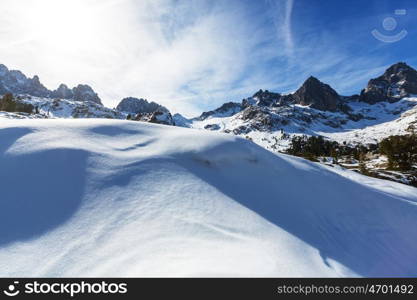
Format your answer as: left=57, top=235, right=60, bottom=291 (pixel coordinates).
left=0, top=0, right=396, bottom=117
left=0, top=0, right=282, bottom=116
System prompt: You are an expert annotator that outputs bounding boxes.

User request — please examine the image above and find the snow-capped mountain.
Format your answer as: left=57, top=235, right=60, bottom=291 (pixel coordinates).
left=117, top=97, right=169, bottom=115
left=1, top=62, right=416, bottom=186
left=0, top=64, right=102, bottom=105
left=359, top=62, right=417, bottom=103
left=117, top=97, right=174, bottom=125
left=4, top=61, right=416, bottom=146
left=182, top=62, right=417, bottom=151
left=0, top=64, right=174, bottom=122
left=1, top=118, right=417, bottom=277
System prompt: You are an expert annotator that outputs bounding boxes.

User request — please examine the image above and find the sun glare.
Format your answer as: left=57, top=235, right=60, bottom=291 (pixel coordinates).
left=21, top=0, right=102, bottom=50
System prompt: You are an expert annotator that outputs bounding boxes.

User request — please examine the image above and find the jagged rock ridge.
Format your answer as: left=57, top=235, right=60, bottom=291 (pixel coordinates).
left=116, top=97, right=169, bottom=114
left=289, top=76, right=341, bottom=111
left=360, top=62, right=417, bottom=104
left=0, top=64, right=102, bottom=105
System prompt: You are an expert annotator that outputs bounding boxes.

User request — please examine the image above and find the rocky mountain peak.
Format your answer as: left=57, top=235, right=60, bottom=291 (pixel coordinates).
left=0, top=63, right=103, bottom=105
left=116, top=97, right=169, bottom=115
left=32, top=75, right=41, bottom=84
left=291, top=76, right=340, bottom=111
left=72, top=84, right=102, bottom=105
left=304, top=76, right=321, bottom=85
left=0, top=64, right=8, bottom=75
left=251, top=89, right=281, bottom=107
left=197, top=102, right=242, bottom=120
left=360, top=62, right=417, bottom=104
left=384, top=62, right=414, bottom=76
left=133, top=111, right=174, bottom=126
left=52, top=84, right=74, bottom=99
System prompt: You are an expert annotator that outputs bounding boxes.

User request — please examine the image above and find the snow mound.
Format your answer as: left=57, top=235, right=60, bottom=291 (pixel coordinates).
left=0, top=119, right=417, bottom=277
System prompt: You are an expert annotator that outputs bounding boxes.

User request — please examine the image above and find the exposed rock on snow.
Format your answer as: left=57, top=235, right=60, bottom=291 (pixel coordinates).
left=289, top=76, right=341, bottom=111
left=197, top=101, right=242, bottom=121
left=116, top=97, right=169, bottom=114
left=360, top=62, right=417, bottom=104
left=72, top=84, right=102, bottom=105
left=185, top=63, right=417, bottom=155
left=133, top=111, right=174, bottom=125
left=0, top=95, right=125, bottom=119
left=0, top=64, right=50, bottom=97
left=250, top=89, right=282, bottom=107
left=0, top=63, right=102, bottom=104
left=2, top=62, right=417, bottom=187
left=51, top=83, right=74, bottom=99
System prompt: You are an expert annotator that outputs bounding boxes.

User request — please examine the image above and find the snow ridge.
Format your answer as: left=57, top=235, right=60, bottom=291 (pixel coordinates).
left=0, top=119, right=417, bottom=277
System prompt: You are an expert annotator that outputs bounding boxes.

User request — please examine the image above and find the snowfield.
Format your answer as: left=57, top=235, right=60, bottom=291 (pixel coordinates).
left=0, top=119, right=417, bottom=277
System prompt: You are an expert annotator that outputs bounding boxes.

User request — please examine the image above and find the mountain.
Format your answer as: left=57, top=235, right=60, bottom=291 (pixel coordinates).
left=51, top=84, right=73, bottom=99
left=196, top=102, right=243, bottom=120
left=0, top=95, right=124, bottom=120
left=195, top=76, right=341, bottom=120
left=185, top=62, right=417, bottom=145
left=1, top=118, right=417, bottom=277
left=133, top=110, right=174, bottom=126
left=116, top=97, right=169, bottom=114
left=0, top=63, right=174, bottom=122
left=250, top=89, right=282, bottom=107
left=116, top=97, right=174, bottom=125
left=1, top=62, right=416, bottom=185
left=178, top=62, right=417, bottom=186
left=72, top=84, right=102, bottom=105
left=0, top=64, right=102, bottom=105
left=360, top=62, right=417, bottom=104
left=289, top=76, right=341, bottom=111
left=0, top=65, right=50, bottom=97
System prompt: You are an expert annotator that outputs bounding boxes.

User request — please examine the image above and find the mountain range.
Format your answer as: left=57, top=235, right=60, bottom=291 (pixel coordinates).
left=1, top=62, right=416, bottom=185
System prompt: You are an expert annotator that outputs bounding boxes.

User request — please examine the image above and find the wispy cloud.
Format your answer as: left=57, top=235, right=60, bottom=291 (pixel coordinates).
left=266, top=0, right=295, bottom=56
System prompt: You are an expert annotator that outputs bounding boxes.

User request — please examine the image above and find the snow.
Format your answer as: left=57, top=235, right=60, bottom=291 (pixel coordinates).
left=0, top=96, right=126, bottom=120
left=186, top=97, right=417, bottom=151
left=0, top=119, right=417, bottom=277
left=321, top=97, right=417, bottom=144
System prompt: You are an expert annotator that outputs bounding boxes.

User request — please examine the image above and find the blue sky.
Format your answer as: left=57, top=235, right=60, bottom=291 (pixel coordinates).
left=0, top=0, right=416, bottom=116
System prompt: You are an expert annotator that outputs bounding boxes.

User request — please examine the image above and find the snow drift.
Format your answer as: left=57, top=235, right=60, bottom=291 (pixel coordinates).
left=0, top=119, right=417, bottom=277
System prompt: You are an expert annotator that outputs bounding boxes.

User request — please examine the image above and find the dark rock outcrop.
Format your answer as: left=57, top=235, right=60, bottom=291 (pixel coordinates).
left=290, top=76, right=341, bottom=112
left=197, top=102, right=242, bottom=120
left=0, top=64, right=50, bottom=97
left=251, top=89, right=281, bottom=107
left=239, top=106, right=276, bottom=129
left=72, top=84, right=102, bottom=105
left=116, top=97, right=169, bottom=114
left=359, top=62, right=417, bottom=104
left=134, top=111, right=174, bottom=125
left=204, top=124, right=221, bottom=130
left=51, top=84, right=74, bottom=99
left=0, top=63, right=102, bottom=104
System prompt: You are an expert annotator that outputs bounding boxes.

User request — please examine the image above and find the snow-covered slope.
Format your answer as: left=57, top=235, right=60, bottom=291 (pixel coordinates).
left=188, top=96, right=417, bottom=151
left=0, top=95, right=126, bottom=120
left=1, top=119, right=417, bottom=277
left=322, top=98, right=417, bottom=144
